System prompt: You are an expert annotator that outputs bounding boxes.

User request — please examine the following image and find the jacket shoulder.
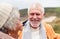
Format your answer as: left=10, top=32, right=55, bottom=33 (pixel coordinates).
left=43, top=22, right=56, bottom=39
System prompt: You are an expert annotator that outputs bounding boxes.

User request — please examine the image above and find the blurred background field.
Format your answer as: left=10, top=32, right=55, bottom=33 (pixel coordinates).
left=19, top=7, right=60, bottom=34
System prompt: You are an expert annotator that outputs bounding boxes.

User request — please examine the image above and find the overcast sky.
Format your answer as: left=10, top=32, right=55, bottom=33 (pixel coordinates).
left=0, top=0, right=60, bottom=9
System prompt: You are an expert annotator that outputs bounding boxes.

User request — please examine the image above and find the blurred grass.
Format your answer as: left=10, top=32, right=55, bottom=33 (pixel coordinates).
left=53, top=25, right=60, bottom=34
left=50, top=18, right=60, bottom=34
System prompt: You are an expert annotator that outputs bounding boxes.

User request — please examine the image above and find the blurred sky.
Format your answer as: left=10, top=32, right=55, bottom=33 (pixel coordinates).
left=0, top=0, right=60, bottom=9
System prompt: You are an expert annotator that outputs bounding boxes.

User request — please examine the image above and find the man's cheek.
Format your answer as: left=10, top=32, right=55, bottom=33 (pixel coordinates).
left=29, top=17, right=33, bottom=20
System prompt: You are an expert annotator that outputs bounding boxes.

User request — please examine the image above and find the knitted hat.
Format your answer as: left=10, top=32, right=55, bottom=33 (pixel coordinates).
left=0, top=3, right=20, bottom=30
left=0, top=3, right=13, bottom=28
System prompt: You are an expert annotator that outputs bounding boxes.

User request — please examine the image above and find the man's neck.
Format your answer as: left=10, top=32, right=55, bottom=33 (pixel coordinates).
left=30, top=26, right=40, bottom=31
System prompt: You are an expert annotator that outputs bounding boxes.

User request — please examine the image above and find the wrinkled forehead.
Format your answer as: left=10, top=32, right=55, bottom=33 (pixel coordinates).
left=29, top=9, right=42, bottom=14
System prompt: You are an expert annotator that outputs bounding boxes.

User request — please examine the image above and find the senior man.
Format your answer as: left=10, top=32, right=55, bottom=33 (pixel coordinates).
left=21, top=3, right=60, bottom=39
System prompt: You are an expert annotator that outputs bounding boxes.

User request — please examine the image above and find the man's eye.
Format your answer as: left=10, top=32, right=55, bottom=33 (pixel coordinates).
left=36, top=14, right=40, bottom=15
left=30, top=13, right=34, bottom=15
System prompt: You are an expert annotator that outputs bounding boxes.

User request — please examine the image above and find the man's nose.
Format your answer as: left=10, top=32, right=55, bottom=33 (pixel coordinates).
left=33, top=14, right=37, bottom=19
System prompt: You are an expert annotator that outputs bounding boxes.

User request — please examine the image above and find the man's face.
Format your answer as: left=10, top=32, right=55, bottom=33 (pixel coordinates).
left=28, top=9, right=44, bottom=29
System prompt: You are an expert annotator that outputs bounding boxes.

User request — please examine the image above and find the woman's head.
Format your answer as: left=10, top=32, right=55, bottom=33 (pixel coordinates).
left=0, top=3, right=22, bottom=31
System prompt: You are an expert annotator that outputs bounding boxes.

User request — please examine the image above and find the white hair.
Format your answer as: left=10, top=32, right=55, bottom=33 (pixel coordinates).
left=28, top=3, right=45, bottom=15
